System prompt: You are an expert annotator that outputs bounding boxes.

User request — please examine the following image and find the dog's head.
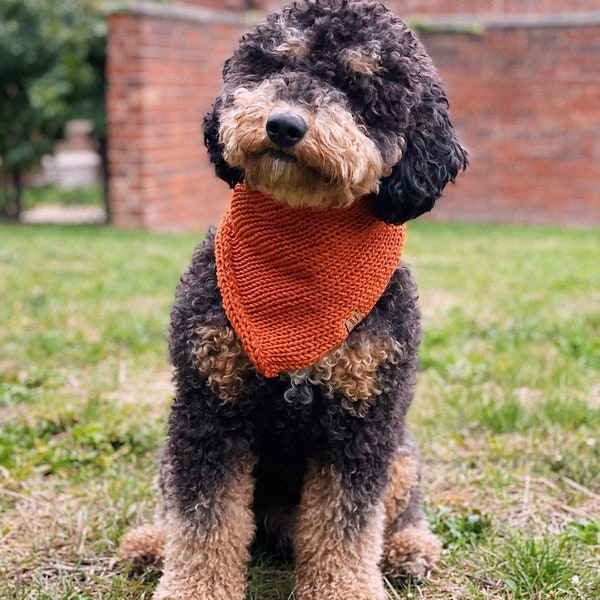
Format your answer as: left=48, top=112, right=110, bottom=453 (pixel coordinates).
left=204, top=0, right=468, bottom=223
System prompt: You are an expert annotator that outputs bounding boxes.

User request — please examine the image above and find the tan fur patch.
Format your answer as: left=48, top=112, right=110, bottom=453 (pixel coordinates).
left=153, top=455, right=256, bottom=600
left=382, top=520, right=442, bottom=579
left=275, top=21, right=310, bottom=60
left=219, top=80, right=385, bottom=209
left=191, top=324, right=254, bottom=402
left=290, top=334, right=402, bottom=415
left=119, top=522, right=166, bottom=567
left=341, top=46, right=383, bottom=76
left=294, top=462, right=387, bottom=600
left=383, top=453, right=420, bottom=527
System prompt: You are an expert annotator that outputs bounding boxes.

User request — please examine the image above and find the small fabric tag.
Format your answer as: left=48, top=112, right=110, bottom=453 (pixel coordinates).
left=344, top=309, right=363, bottom=334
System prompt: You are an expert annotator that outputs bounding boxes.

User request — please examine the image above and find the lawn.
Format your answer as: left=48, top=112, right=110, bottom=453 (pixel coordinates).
left=0, top=220, right=598, bottom=599
left=21, top=184, right=104, bottom=209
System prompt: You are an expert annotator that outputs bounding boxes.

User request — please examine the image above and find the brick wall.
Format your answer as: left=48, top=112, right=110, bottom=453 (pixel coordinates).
left=107, top=2, right=600, bottom=229
left=181, top=0, right=249, bottom=11
left=107, top=3, right=248, bottom=230
left=422, top=19, right=600, bottom=224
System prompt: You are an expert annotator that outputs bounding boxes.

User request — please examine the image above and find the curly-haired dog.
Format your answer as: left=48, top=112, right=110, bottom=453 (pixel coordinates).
left=120, top=1, right=468, bottom=598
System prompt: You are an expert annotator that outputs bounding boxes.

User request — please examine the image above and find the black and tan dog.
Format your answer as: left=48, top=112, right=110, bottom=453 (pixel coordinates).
left=121, top=1, right=467, bottom=598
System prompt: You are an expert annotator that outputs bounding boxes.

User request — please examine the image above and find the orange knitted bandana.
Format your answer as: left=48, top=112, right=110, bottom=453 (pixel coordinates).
left=215, top=184, right=406, bottom=378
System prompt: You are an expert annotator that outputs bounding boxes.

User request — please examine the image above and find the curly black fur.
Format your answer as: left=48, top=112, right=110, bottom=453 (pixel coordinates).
left=203, top=97, right=244, bottom=188
left=375, top=83, right=468, bottom=223
left=203, top=0, right=467, bottom=223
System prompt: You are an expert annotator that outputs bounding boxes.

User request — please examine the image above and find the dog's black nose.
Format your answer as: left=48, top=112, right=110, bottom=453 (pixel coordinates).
left=266, top=113, right=308, bottom=147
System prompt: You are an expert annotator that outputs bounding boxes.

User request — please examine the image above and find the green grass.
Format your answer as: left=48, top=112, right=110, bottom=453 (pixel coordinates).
left=1, top=220, right=599, bottom=599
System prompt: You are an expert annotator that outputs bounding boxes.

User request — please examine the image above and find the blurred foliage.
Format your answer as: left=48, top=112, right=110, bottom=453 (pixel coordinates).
left=0, top=0, right=107, bottom=217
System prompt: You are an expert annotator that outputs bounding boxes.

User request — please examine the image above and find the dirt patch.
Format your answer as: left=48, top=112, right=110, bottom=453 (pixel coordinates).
left=20, top=204, right=106, bottom=225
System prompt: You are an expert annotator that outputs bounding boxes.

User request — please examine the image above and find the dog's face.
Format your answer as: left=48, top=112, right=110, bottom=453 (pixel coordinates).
left=204, top=0, right=468, bottom=223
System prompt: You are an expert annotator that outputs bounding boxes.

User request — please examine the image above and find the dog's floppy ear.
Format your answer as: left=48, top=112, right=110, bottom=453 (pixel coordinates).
left=203, top=97, right=244, bottom=188
left=373, top=86, right=468, bottom=225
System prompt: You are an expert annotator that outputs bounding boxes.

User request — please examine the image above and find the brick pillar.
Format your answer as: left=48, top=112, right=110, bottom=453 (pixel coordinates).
left=107, top=3, right=250, bottom=230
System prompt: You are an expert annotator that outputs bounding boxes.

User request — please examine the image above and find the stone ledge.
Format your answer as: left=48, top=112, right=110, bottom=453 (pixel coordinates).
left=20, top=204, right=107, bottom=226
left=420, top=11, right=600, bottom=33
left=110, top=0, right=263, bottom=26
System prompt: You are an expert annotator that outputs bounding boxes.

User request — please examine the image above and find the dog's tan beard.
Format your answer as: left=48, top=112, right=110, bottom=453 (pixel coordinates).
left=218, top=83, right=387, bottom=208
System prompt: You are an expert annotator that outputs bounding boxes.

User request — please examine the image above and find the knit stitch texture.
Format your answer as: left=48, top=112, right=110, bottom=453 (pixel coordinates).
left=215, top=184, right=406, bottom=377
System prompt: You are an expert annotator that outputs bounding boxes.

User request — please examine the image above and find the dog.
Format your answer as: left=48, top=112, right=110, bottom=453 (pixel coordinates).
left=120, top=1, right=468, bottom=598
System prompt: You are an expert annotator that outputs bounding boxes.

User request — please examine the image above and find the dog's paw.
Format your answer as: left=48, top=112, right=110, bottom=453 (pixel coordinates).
left=382, top=521, right=442, bottom=580
left=295, top=581, right=387, bottom=600
left=119, top=522, right=166, bottom=569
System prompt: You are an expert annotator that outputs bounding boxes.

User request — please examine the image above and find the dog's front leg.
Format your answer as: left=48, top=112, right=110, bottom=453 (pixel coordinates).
left=154, top=422, right=256, bottom=600
left=294, top=461, right=387, bottom=600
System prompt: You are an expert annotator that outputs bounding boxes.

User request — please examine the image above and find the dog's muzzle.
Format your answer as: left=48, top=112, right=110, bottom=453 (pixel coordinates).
left=266, top=112, right=308, bottom=147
